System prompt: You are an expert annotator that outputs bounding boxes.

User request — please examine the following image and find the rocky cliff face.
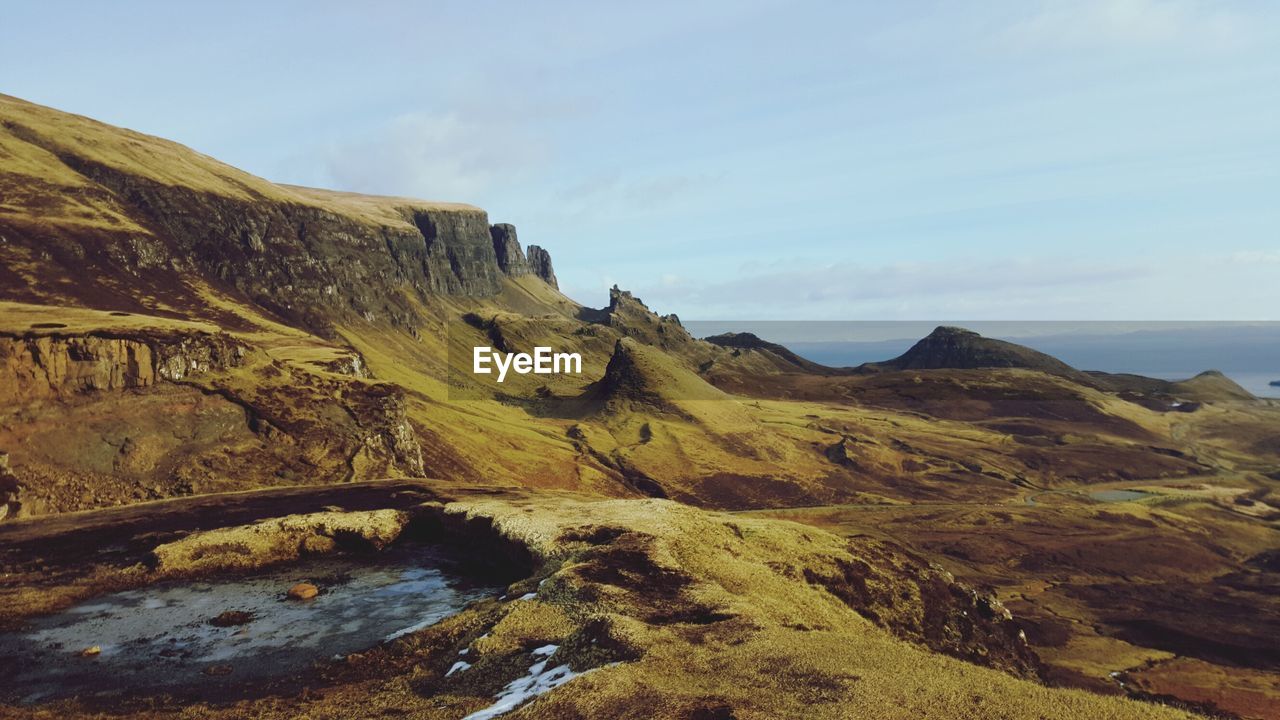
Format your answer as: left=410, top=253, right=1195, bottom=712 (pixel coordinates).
left=52, top=158, right=509, bottom=331
left=493, top=229, right=559, bottom=288
left=0, top=331, right=248, bottom=403
left=490, top=223, right=530, bottom=276
left=0, top=326, right=425, bottom=519
left=602, top=286, right=700, bottom=354
left=0, top=96, right=560, bottom=334
left=526, top=245, right=558, bottom=288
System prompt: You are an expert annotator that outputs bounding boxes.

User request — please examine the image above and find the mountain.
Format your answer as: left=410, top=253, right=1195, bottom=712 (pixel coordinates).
left=862, top=326, right=1087, bottom=379
left=0, top=93, right=584, bottom=515
left=1, top=95, right=1276, bottom=720
left=0, top=93, right=558, bottom=334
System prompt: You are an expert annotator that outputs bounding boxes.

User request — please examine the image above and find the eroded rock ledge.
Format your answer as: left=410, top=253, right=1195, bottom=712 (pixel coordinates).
left=0, top=328, right=424, bottom=519
left=0, top=330, right=247, bottom=403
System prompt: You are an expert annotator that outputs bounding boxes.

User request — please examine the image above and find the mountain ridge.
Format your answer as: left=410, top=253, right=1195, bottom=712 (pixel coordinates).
left=1, top=93, right=1277, bottom=719
left=0, top=93, right=560, bottom=334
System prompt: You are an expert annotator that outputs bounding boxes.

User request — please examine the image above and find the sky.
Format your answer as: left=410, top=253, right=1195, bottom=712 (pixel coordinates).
left=3, top=0, right=1278, bottom=320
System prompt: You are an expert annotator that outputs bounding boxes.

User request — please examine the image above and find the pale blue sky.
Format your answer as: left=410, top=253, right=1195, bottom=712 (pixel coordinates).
left=4, top=1, right=1278, bottom=319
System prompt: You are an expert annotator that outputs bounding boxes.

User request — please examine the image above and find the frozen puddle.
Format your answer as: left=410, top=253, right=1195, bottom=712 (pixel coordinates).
left=0, top=544, right=501, bottom=704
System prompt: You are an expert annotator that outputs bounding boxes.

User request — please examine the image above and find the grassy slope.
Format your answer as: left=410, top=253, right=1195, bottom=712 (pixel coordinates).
left=0, top=93, right=478, bottom=232
left=0, top=486, right=1200, bottom=720
left=2, top=93, right=1277, bottom=717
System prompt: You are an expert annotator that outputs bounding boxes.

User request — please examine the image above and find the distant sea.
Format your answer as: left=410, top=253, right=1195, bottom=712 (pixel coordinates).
left=684, top=321, right=1280, bottom=399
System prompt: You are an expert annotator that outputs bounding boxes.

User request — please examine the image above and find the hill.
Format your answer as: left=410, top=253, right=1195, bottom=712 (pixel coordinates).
left=0, top=93, right=558, bottom=334
left=1, top=94, right=1277, bottom=719
left=861, top=326, right=1090, bottom=381
left=704, top=331, right=844, bottom=375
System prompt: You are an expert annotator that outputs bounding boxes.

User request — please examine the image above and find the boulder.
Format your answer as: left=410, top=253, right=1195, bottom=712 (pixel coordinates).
left=287, top=582, right=319, bottom=600
left=209, top=610, right=256, bottom=627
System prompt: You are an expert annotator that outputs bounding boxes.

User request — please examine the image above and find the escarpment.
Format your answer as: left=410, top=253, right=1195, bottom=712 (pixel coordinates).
left=0, top=330, right=248, bottom=403
left=0, top=94, right=560, bottom=334
left=14, top=157, right=514, bottom=331
left=0, top=325, right=425, bottom=519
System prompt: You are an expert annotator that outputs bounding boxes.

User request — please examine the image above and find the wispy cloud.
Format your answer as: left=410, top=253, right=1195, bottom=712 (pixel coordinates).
left=302, top=109, right=551, bottom=202
left=619, top=256, right=1151, bottom=319
left=1227, top=250, right=1280, bottom=265
left=864, top=0, right=1267, bottom=58
left=554, top=171, right=723, bottom=217
left=1002, top=0, right=1260, bottom=51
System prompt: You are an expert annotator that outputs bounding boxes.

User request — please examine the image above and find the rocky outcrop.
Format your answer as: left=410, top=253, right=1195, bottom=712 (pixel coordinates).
left=526, top=245, right=558, bottom=288
left=340, top=381, right=426, bottom=480
left=0, top=327, right=425, bottom=519
left=0, top=453, right=20, bottom=521
left=490, top=225, right=561, bottom=288
left=593, top=338, right=727, bottom=413
left=490, top=223, right=530, bottom=277
left=0, top=331, right=248, bottom=403
left=599, top=338, right=666, bottom=406
left=824, top=436, right=860, bottom=467
left=602, top=286, right=699, bottom=352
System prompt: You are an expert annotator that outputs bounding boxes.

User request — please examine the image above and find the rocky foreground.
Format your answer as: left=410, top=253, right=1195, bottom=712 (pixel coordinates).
left=0, top=481, right=1203, bottom=720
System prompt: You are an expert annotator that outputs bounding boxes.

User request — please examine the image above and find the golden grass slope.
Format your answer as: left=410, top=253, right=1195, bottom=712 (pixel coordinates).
left=0, top=93, right=480, bottom=235
left=0, top=486, right=1203, bottom=719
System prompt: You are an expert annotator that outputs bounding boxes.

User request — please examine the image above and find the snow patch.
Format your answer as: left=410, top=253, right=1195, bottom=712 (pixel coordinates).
left=462, top=645, right=581, bottom=720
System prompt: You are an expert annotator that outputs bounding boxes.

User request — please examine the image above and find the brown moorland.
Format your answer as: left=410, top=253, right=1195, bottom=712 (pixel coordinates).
left=1, top=93, right=1277, bottom=719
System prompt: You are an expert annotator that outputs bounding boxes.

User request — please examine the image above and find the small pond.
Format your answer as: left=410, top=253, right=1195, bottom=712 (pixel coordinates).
left=0, top=543, right=502, bottom=704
